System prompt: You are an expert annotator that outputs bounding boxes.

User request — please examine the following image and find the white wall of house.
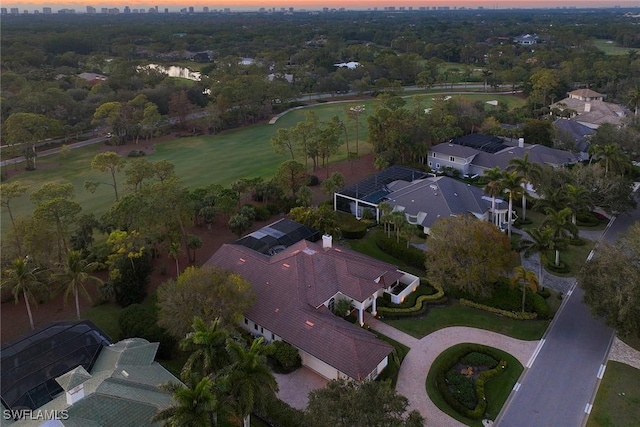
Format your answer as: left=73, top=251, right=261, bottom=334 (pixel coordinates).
left=376, top=356, right=389, bottom=376
left=241, top=317, right=281, bottom=343
left=427, top=151, right=473, bottom=175
left=299, top=350, right=342, bottom=380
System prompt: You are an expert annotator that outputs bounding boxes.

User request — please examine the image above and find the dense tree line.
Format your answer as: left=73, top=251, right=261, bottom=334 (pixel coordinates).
left=3, top=9, right=640, bottom=144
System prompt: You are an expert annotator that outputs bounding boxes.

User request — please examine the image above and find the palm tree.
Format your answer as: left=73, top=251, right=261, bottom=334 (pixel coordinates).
left=627, top=84, right=640, bottom=116
left=542, top=207, right=578, bottom=266
left=588, top=144, right=630, bottom=178
left=481, top=69, right=492, bottom=92
left=180, top=317, right=231, bottom=379
left=519, top=227, right=556, bottom=291
left=535, top=186, right=569, bottom=213
left=565, top=184, right=592, bottom=224
left=2, top=257, right=47, bottom=330
left=483, top=167, right=505, bottom=226
left=377, top=201, right=393, bottom=234
left=508, top=153, right=541, bottom=221
left=168, top=242, right=182, bottom=277
left=225, top=337, right=278, bottom=427
left=501, top=171, right=525, bottom=237
left=54, top=250, right=103, bottom=320
left=510, top=266, right=539, bottom=313
left=152, top=375, right=225, bottom=427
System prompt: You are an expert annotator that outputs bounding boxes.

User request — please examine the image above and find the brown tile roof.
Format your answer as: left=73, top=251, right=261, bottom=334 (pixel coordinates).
left=568, top=88, right=604, bottom=99
left=206, top=239, right=397, bottom=380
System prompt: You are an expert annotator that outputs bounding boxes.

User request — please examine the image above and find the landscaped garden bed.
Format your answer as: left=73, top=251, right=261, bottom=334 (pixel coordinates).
left=427, top=343, right=524, bottom=426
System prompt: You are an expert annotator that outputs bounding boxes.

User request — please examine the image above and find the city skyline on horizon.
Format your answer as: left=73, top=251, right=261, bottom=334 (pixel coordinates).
left=3, top=0, right=640, bottom=12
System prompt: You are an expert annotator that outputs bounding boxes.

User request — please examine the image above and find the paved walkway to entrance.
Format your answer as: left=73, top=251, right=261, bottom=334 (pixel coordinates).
left=365, top=311, right=539, bottom=426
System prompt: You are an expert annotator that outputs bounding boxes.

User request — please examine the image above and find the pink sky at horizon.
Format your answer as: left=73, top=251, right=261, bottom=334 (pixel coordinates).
left=4, top=0, right=638, bottom=10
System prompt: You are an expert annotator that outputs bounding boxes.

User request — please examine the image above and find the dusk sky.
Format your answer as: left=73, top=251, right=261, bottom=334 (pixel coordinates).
left=4, top=0, right=639, bottom=11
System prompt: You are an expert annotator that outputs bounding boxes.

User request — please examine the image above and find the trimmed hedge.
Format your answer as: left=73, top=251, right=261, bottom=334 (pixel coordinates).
left=537, top=288, right=551, bottom=299
left=546, top=260, right=570, bottom=274
left=374, top=231, right=426, bottom=270
left=254, top=393, right=305, bottom=427
left=451, top=278, right=549, bottom=319
left=267, top=340, right=302, bottom=374
left=376, top=284, right=436, bottom=308
left=460, top=299, right=538, bottom=320
left=433, top=344, right=508, bottom=420
left=377, top=283, right=446, bottom=317
left=336, top=211, right=368, bottom=239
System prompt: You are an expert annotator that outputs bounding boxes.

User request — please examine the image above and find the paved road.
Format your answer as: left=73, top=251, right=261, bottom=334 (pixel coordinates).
left=0, top=136, right=109, bottom=167
left=497, top=196, right=640, bottom=427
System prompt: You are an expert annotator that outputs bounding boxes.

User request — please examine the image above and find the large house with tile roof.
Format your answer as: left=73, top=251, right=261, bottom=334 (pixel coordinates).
left=551, top=89, right=629, bottom=129
left=206, top=218, right=419, bottom=382
left=1, top=321, right=178, bottom=427
left=427, top=133, right=579, bottom=177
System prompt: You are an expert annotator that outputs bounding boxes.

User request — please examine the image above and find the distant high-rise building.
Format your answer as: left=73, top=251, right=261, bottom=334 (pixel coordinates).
left=223, top=8, right=230, bottom=13
left=58, top=8, right=76, bottom=13
left=189, top=6, right=194, bottom=13
left=124, top=6, right=131, bottom=13
left=1, top=8, right=7, bottom=15
left=86, top=6, right=96, bottom=14
left=43, top=7, right=52, bottom=14
left=148, top=7, right=156, bottom=13
left=322, top=7, right=328, bottom=12
left=101, top=7, right=108, bottom=13
left=33, top=10, right=40, bottom=14
left=289, top=7, right=294, bottom=12
left=108, top=7, right=119, bottom=14
left=203, top=6, right=209, bottom=12
left=22, top=9, right=28, bottom=14
left=164, top=8, right=169, bottom=13
left=10, top=8, right=19, bottom=14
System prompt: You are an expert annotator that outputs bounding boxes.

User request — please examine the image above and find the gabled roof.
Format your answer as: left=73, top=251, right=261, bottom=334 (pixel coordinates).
left=206, top=237, right=396, bottom=380
left=0, top=320, right=111, bottom=412
left=553, top=118, right=595, bottom=152
left=386, top=176, right=499, bottom=228
left=429, top=143, right=479, bottom=158
left=552, top=98, right=628, bottom=127
left=471, top=144, right=579, bottom=170
left=10, top=338, right=178, bottom=427
left=568, top=88, right=604, bottom=99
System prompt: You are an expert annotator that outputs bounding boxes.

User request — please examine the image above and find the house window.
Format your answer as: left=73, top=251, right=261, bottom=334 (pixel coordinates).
left=244, top=318, right=248, bottom=325
left=271, top=333, right=275, bottom=340
left=436, top=163, right=440, bottom=169
left=260, top=327, right=264, bottom=334
left=328, top=297, right=335, bottom=313
left=432, top=152, right=436, bottom=157
left=428, top=161, right=432, bottom=167
left=254, top=324, right=258, bottom=331
left=450, top=156, right=455, bottom=162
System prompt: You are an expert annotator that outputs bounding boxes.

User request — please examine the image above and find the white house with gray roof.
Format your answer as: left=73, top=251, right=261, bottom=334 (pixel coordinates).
left=385, top=175, right=510, bottom=234
left=428, top=133, right=579, bottom=177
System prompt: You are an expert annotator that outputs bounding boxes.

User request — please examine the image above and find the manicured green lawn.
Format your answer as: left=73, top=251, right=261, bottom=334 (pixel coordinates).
left=1, top=92, right=524, bottom=236
left=342, top=228, right=426, bottom=277
left=384, top=301, right=549, bottom=341
left=587, top=361, right=640, bottom=427
left=84, top=302, right=123, bottom=342
left=425, top=343, right=524, bottom=426
left=592, top=39, right=640, bottom=56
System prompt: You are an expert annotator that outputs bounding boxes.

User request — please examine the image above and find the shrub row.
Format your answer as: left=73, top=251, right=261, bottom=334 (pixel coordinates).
left=434, top=345, right=508, bottom=420
left=374, top=231, right=426, bottom=270
left=254, top=393, right=305, bottom=427
left=377, top=284, right=446, bottom=317
left=376, top=284, right=436, bottom=308
left=460, top=299, right=538, bottom=320
left=450, top=278, right=549, bottom=319
left=546, top=260, right=570, bottom=274
left=537, top=288, right=551, bottom=299
left=576, top=212, right=599, bottom=227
